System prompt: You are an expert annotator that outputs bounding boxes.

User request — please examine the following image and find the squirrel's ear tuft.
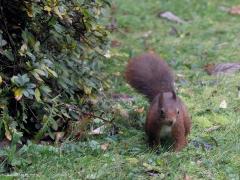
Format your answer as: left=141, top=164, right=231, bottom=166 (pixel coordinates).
left=172, top=91, right=177, bottom=100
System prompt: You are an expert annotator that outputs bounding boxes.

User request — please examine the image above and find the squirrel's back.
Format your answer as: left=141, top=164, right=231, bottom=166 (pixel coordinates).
left=125, top=52, right=174, bottom=101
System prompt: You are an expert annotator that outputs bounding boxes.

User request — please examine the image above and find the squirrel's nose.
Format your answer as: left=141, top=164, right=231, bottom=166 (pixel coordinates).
left=168, top=121, right=173, bottom=126
left=166, top=118, right=176, bottom=126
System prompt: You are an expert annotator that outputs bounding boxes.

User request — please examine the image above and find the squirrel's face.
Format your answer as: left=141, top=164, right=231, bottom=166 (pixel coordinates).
left=158, top=92, right=180, bottom=126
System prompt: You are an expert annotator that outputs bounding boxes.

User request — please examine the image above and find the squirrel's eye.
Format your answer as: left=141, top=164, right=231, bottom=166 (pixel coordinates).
left=160, top=108, right=165, bottom=115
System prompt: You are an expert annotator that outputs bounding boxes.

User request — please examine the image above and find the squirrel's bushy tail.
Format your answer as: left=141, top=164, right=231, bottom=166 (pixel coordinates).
left=125, top=53, right=175, bottom=102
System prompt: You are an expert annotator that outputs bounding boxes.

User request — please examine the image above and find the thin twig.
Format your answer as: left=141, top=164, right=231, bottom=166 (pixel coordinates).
left=81, top=111, right=114, bottom=124
left=26, top=104, right=38, bottom=121
left=80, top=34, right=106, bottom=58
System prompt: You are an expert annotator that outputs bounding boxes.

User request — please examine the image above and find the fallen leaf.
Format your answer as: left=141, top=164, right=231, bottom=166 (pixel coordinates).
left=183, top=174, right=192, bottom=180
left=204, top=63, right=240, bottom=75
left=134, top=107, right=145, bottom=113
left=111, top=93, right=134, bottom=101
left=205, top=125, right=221, bottom=132
left=104, top=50, right=111, bottom=58
left=113, top=72, right=121, bottom=76
left=143, top=31, right=152, bottom=38
left=111, top=40, right=121, bottom=47
left=176, top=73, right=185, bottom=78
left=55, top=132, right=65, bottom=143
left=89, top=125, right=106, bottom=135
left=106, top=17, right=117, bottom=31
left=5, top=129, right=12, bottom=141
left=219, top=100, right=227, bottom=109
left=229, top=5, right=240, bottom=15
left=159, top=11, right=186, bottom=24
left=100, top=143, right=109, bottom=151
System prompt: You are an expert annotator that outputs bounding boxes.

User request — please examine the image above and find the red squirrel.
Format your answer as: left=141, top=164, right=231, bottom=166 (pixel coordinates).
left=125, top=52, right=191, bottom=151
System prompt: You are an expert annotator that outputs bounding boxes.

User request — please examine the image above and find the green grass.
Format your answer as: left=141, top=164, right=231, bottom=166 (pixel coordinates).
left=1, top=0, right=240, bottom=179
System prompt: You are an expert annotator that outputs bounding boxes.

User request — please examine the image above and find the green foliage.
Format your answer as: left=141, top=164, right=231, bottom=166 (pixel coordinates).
left=0, top=0, right=111, bottom=141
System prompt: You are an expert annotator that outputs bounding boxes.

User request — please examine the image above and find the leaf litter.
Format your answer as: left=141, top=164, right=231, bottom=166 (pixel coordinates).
left=158, top=11, right=187, bottom=24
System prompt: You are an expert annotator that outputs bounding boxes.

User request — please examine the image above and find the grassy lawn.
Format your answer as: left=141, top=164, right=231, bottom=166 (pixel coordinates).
left=1, top=0, right=240, bottom=179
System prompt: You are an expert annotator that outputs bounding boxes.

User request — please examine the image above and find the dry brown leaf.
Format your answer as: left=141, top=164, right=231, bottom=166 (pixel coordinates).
left=106, top=17, right=117, bottom=31
left=204, top=63, right=240, bottom=75
left=55, top=132, right=65, bottom=143
left=229, top=5, right=240, bottom=15
left=100, top=143, right=109, bottom=151
left=111, top=40, right=121, bottom=47
left=134, top=107, right=145, bottom=113
left=183, top=174, right=192, bottom=180
left=5, top=129, right=12, bottom=141
left=111, top=93, right=133, bottom=101
left=159, top=11, right=186, bottom=24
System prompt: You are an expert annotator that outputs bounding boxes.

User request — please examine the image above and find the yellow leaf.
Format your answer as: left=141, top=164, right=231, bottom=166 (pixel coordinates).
left=0, top=75, right=2, bottom=85
left=84, top=86, right=92, bottom=95
left=14, top=88, right=23, bottom=101
left=26, top=7, right=33, bottom=17
left=52, top=0, right=58, bottom=6
left=54, top=6, right=64, bottom=19
left=35, top=88, right=41, bottom=102
left=44, top=6, right=52, bottom=13
left=46, top=67, right=58, bottom=77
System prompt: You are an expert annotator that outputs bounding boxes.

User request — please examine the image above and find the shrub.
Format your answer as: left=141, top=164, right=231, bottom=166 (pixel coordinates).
left=0, top=0, right=111, bottom=142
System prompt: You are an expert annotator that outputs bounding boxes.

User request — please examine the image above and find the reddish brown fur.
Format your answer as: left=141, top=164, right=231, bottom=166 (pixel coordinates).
left=125, top=52, right=191, bottom=151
